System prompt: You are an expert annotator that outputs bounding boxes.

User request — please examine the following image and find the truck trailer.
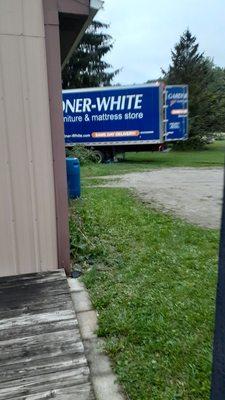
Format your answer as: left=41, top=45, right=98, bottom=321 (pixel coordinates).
left=63, top=83, right=188, bottom=162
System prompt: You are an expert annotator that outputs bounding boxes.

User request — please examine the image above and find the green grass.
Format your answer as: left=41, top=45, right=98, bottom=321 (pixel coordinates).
left=82, top=140, right=225, bottom=177
left=70, top=188, right=218, bottom=400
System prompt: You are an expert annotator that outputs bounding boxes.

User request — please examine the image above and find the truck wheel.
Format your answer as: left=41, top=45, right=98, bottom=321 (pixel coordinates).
left=93, top=150, right=105, bottom=164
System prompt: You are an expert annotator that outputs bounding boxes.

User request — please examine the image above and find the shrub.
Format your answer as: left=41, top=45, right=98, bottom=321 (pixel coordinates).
left=212, top=132, right=225, bottom=141
left=66, top=145, right=98, bottom=165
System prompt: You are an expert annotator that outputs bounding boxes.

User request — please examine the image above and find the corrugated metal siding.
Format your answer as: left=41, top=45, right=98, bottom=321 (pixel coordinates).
left=0, top=0, right=58, bottom=276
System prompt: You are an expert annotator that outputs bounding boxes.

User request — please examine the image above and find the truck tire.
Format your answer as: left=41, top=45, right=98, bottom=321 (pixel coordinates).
left=93, top=150, right=105, bottom=164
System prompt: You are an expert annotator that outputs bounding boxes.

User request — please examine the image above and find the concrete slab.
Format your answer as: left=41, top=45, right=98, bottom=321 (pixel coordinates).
left=68, top=277, right=86, bottom=292
left=92, top=374, right=125, bottom=400
left=84, top=338, right=113, bottom=377
left=71, top=290, right=93, bottom=313
left=77, top=310, right=98, bottom=340
left=69, top=278, right=126, bottom=400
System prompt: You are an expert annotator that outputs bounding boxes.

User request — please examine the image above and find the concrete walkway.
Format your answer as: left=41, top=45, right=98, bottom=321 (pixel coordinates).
left=68, top=278, right=125, bottom=400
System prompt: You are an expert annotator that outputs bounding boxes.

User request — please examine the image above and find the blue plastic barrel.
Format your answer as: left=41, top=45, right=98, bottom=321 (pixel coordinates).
left=66, top=158, right=81, bottom=198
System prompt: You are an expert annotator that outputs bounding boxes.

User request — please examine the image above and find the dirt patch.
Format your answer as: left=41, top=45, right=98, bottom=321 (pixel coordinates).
left=94, top=168, right=223, bottom=229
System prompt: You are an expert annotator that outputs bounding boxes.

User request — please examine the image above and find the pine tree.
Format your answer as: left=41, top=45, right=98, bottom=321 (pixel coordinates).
left=62, top=21, right=119, bottom=89
left=207, top=67, right=225, bottom=132
left=163, top=29, right=213, bottom=148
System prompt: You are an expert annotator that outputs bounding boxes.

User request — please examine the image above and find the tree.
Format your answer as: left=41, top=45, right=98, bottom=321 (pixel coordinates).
left=162, top=29, right=214, bottom=148
left=62, top=21, right=119, bottom=89
left=207, top=67, right=225, bottom=132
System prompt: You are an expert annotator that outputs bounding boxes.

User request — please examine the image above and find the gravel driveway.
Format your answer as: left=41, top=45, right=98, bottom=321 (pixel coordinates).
left=98, top=168, right=224, bottom=229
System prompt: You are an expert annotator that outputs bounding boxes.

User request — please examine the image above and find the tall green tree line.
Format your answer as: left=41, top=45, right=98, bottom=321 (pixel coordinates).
left=163, top=29, right=225, bottom=147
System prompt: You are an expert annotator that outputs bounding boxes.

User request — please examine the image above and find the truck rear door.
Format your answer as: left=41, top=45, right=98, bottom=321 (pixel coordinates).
left=164, top=85, right=188, bottom=142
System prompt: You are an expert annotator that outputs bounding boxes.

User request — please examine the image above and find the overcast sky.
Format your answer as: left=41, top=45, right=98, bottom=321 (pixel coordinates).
left=97, top=0, right=225, bottom=84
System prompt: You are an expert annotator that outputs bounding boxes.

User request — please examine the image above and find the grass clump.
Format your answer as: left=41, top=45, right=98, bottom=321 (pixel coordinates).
left=69, top=187, right=218, bottom=400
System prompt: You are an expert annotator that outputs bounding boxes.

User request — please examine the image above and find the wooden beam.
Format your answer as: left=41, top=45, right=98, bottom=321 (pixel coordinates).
left=43, top=1, right=71, bottom=274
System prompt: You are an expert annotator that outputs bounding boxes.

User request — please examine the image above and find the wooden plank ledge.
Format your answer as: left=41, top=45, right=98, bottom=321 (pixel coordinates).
left=0, top=269, right=94, bottom=400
